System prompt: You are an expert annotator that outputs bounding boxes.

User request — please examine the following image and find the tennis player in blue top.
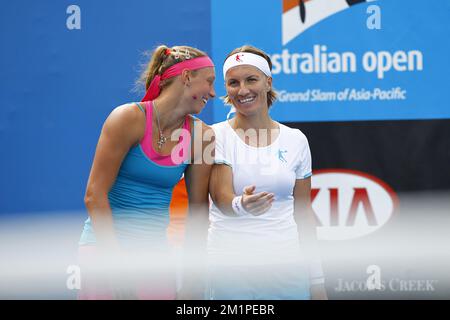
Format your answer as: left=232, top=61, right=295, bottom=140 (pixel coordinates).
left=78, top=45, right=216, bottom=299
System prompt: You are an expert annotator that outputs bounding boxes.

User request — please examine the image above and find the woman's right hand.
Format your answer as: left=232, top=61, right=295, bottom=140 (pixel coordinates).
left=241, top=185, right=274, bottom=216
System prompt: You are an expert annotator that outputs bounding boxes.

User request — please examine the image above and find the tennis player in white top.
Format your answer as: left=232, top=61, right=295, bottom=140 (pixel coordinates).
left=207, top=45, right=327, bottom=300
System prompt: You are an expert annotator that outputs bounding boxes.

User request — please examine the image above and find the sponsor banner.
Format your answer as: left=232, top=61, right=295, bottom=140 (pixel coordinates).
left=291, top=119, right=450, bottom=192
left=212, top=0, right=450, bottom=122
left=311, top=169, right=398, bottom=240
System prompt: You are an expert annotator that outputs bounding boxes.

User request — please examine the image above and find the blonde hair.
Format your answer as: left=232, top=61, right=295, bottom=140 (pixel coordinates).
left=222, top=45, right=277, bottom=108
left=137, top=45, right=207, bottom=93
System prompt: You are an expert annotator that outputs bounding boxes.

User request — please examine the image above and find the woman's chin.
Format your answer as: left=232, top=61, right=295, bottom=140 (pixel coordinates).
left=193, top=106, right=205, bottom=115
left=235, top=104, right=258, bottom=116
left=189, top=103, right=204, bottom=115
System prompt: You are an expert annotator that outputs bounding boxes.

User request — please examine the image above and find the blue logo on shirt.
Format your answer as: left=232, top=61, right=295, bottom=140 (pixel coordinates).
left=278, top=149, right=288, bottom=163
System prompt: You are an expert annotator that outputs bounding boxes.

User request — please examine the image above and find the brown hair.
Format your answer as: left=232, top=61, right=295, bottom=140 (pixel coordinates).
left=222, top=45, right=277, bottom=108
left=137, top=45, right=207, bottom=94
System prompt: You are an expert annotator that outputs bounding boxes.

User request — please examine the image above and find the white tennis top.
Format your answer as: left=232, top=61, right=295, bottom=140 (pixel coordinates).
left=208, top=120, right=312, bottom=265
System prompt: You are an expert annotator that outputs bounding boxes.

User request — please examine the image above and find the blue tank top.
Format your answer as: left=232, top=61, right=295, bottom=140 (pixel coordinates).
left=79, top=103, right=191, bottom=249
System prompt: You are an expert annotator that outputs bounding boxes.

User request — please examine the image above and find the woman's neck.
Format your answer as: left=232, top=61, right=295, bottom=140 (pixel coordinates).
left=232, top=110, right=277, bottom=131
left=152, top=94, right=187, bottom=131
left=230, top=109, right=280, bottom=147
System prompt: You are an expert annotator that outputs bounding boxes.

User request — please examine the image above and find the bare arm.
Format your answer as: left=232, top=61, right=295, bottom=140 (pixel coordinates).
left=209, top=164, right=235, bottom=215
left=179, top=121, right=214, bottom=299
left=293, top=177, right=328, bottom=300
left=84, top=104, right=144, bottom=251
left=184, top=122, right=214, bottom=248
left=209, top=164, right=274, bottom=216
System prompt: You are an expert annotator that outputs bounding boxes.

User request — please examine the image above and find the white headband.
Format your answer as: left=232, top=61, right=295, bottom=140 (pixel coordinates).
left=223, top=52, right=272, bottom=80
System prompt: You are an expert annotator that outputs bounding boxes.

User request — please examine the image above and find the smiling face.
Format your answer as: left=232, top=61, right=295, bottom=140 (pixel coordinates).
left=185, top=67, right=216, bottom=114
left=225, top=65, right=272, bottom=116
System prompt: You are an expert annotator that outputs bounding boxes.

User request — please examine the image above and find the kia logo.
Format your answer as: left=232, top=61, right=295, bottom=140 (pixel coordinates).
left=311, top=169, right=398, bottom=240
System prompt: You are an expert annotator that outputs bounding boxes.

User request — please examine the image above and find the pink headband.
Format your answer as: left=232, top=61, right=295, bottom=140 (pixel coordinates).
left=141, top=56, right=215, bottom=102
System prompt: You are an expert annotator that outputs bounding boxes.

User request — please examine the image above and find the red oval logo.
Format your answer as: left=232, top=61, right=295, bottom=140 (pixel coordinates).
left=311, top=169, right=399, bottom=240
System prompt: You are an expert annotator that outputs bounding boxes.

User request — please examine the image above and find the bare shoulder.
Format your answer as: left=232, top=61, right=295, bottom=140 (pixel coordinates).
left=102, top=103, right=145, bottom=143
left=107, top=103, right=144, bottom=124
